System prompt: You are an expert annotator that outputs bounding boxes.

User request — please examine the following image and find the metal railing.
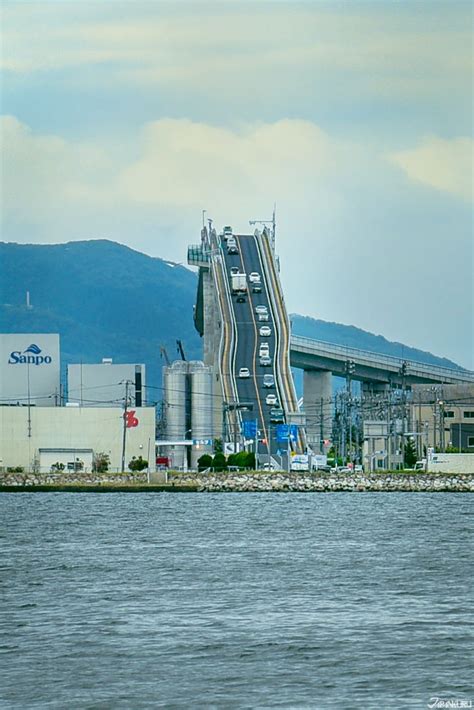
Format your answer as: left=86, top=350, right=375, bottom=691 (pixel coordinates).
left=290, top=334, right=474, bottom=382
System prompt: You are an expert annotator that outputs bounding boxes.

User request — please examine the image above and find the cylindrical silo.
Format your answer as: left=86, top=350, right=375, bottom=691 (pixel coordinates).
left=189, top=361, right=213, bottom=469
left=163, top=360, right=189, bottom=469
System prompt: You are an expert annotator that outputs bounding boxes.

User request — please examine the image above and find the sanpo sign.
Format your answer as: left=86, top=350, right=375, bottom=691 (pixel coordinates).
left=8, top=343, right=53, bottom=366
left=0, top=334, right=60, bottom=407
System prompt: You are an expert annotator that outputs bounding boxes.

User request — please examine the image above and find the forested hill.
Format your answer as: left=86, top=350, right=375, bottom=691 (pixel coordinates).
left=0, top=240, right=201, bottom=394
left=0, top=240, right=463, bottom=394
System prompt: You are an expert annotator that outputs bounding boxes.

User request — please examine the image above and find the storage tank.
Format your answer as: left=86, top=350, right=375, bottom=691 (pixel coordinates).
left=163, top=361, right=189, bottom=469
left=189, top=361, right=213, bottom=468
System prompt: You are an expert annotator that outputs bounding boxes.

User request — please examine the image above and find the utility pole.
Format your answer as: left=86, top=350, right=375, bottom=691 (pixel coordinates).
left=320, top=397, right=324, bottom=455
left=121, top=380, right=132, bottom=472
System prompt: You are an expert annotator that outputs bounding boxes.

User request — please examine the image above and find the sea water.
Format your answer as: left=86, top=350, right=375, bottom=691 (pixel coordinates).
left=1, top=493, right=472, bottom=709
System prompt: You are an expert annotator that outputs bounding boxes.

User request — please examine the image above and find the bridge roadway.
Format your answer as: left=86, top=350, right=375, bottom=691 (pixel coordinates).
left=290, top=335, right=474, bottom=386
left=221, top=233, right=287, bottom=459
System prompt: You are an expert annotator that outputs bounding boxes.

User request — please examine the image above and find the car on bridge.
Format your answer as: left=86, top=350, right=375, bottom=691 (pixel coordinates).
left=227, top=243, right=238, bottom=255
left=230, top=266, right=240, bottom=275
left=270, top=408, right=284, bottom=423
left=263, top=374, right=274, bottom=388
left=259, top=326, right=271, bottom=337
left=255, top=305, right=268, bottom=315
left=223, top=226, right=233, bottom=240
left=266, top=394, right=278, bottom=406
left=238, top=367, right=250, bottom=379
left=258, top=312, right=269, bottom=321
left=259, top=343, right=270, bottom=357
left=249, top=272, right=261, bottom=283
left=252, top=284, right=262, bottom=293
left=259, top=355, right=271, bottom=366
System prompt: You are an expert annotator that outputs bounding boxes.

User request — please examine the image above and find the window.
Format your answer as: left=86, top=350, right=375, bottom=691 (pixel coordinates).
left=467, top=436, right=474, bottom=448
left=463, top=411, right=474, bottom=419
left=444, top=410, right=455, bottom=418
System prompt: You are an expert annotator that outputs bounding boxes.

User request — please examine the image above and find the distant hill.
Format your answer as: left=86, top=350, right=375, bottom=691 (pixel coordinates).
left=0, top=240, right=201, bottom=398
left=0, top=240, right=464, bottom=401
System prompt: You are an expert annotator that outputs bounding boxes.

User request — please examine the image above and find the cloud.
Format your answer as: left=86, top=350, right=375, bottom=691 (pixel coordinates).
left=2, top=3, right=471, bottom=107
left=388, top=136, right=473, bottom=201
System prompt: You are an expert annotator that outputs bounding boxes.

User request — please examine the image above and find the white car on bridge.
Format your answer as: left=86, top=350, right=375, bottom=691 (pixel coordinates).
left=249, top=272, right=261, bottom=283
left=265, top=394, right=278, bottom=406
left=259, top=326, right=271, bottom=337
left=238, top=367, right=250, bottom=379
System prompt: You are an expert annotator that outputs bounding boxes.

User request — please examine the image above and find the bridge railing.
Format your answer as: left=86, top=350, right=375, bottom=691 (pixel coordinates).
left=290, top=334, right=474, bottom=382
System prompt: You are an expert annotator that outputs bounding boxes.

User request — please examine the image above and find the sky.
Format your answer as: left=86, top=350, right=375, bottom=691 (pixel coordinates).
left=1, top=0, right=473, bottom=368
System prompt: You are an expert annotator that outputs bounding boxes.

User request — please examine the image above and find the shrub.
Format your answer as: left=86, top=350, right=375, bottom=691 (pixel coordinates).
left=212, top=453, right=227, bottom=472
left=93, top=452, right=110, bottom=473
left=197, top=454, right=213, bottom=471
left=128, top=456, right=148, bottom=471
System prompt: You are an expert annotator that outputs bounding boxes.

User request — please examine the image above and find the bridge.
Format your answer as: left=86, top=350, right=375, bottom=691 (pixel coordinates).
left=187, top=222, right=473, bottom=457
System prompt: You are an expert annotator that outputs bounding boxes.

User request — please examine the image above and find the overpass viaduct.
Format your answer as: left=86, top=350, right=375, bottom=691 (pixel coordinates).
left=186, top=222, right=473, bottom=458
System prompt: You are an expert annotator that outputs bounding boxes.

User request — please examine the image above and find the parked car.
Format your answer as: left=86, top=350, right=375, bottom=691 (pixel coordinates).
left=263, top=374, right=274, bottom=388
left=249, top=272, right=261, bottom=283
left=238, top=367, right=250, bottom=378
left=259, top=326, right=271, bottom=337
left=266, top=394, right=278, bottom=406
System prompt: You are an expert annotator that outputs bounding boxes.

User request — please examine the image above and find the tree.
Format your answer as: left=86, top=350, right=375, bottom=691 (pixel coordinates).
left=213, top=438, right=224, bottom=455
left=244, top=451, right=256, bottom=469
left=212, top=452, right=227, bottom=472
left=404, top=439, right=417, bottom=469
left=93, top=452, right=110, bottom=473
left=197, top=454, right=213, bottom=471
left=128, top=455, right=148, bottom=471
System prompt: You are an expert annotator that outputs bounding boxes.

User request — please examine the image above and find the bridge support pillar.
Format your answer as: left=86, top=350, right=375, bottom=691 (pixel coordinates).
left=303, top=370, right=332, bottom=454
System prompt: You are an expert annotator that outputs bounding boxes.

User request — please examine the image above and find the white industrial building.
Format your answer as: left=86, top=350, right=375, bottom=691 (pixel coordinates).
left=68, top=360, right=145, bottom=407
left=0, top=334, right=60, bottom=407
left=0, top=406, right=155, bottom=473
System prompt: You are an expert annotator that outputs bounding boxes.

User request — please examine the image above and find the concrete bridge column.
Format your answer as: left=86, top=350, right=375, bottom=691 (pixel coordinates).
left=303, top=370, right=332, bottom=454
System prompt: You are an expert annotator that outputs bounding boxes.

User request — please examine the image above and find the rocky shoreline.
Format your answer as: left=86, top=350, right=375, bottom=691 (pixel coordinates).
left=1, top=470, right=473, bottom=492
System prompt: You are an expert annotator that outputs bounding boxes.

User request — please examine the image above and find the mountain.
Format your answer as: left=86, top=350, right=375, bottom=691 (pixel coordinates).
left=0, top=240, right=201, bottom=398
left=0, top=240, right=465, bottom=400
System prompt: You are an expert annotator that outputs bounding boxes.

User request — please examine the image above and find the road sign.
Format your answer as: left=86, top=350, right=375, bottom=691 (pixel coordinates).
left=193, top=438, right=213, bottom=446
left=242, top=420, right=257, bottom=438
left=275, top=424, right=298, bottom=442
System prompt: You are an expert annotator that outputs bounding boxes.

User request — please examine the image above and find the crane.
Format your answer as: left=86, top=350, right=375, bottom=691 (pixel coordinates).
left=160, top=346, right=171, bottom=366
left=176, top=339, right=186, bottom=361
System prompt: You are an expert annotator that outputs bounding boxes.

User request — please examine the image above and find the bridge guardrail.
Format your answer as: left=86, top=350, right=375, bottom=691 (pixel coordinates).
left=290, top=335, right=474, bottom=382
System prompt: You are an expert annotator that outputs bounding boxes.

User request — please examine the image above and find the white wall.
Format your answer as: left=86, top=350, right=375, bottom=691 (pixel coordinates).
left=67, top=363, right=145, bottom=407
left=428, top=452, right=474, bottom=474
left=0, top=406, right=155, bottom=472
left=0, top=334, right=60, bottom=407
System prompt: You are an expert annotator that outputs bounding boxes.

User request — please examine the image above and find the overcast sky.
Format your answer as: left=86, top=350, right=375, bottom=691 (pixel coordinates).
left=1, top=1, right=473, bottom=368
